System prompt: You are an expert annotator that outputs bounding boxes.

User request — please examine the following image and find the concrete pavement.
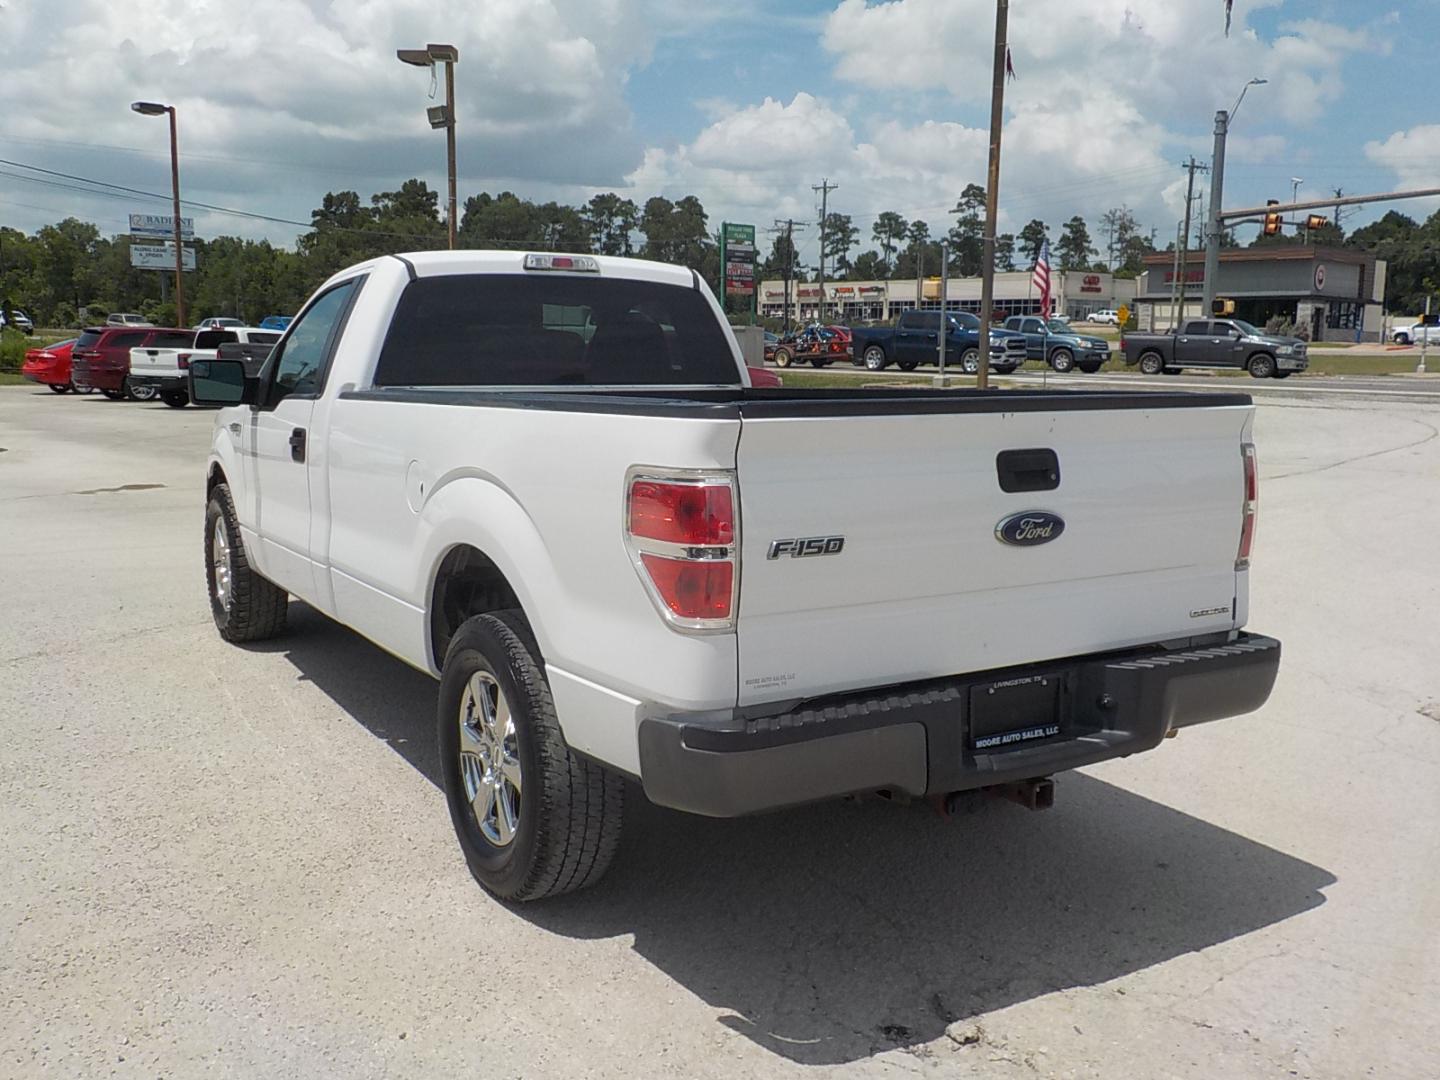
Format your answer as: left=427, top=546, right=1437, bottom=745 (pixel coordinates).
left=1, top=384, right=1437, bottom=1079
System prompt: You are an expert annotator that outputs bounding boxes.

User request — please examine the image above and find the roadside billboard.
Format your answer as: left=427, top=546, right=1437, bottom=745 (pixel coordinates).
left=129, top=212, right=195, bottom=240
left=130, top=242, right=197, bottom=272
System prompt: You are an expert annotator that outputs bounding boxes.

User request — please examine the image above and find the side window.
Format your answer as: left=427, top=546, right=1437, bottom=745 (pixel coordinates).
left=898, top=312, right=918, bottom=330
left=1182, top=321, right=1211, bottom=335
left=266, top=279, right=360, bottom=404
left=108, top=331, right=146, bottom=351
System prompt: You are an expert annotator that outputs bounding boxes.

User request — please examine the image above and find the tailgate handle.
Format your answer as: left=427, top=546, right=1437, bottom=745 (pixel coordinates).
left=996, top=448, right=1060, bottom=493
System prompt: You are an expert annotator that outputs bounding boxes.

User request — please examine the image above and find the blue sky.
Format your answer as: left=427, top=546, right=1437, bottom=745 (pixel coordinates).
left=1, top=0, right=1436, bottom=267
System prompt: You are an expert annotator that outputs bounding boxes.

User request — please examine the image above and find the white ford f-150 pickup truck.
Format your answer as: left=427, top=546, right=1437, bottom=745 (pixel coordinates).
left=191, top=250, right=1280, bottom=901
left=131, top=325, right=283, bottom=407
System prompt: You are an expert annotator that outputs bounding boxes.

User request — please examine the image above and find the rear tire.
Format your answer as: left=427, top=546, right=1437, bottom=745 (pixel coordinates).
left=862, top=345, right=888, bottom=372
left=1137, top=351, right=1165, bottom=376
left=99, top=388, right=126, bottom=400
left=438, top=611, right=623, bottom=901
left=128, top=382, right=159, bottom=402
left=48, top=383, right=70, bottom=394
left=205, top=482, right=288, bottom=642
left=897, top=359, right=919, bottom=372
left=1394, top=332, right=1411, bottom=345
left=161, top=390, right=189, bottom=408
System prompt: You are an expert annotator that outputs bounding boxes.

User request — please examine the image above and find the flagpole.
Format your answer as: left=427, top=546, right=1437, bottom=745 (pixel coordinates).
left=976, top=0, right=1009, bottom=391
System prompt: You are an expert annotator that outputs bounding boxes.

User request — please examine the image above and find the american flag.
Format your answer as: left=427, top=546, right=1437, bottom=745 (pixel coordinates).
left=1031, top=240, right=1052, bottom=318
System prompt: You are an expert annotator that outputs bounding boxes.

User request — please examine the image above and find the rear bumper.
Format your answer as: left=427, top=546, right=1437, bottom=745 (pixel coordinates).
left=127, top=373, right=185, bottom=391
left=71, top=362, right=125, bottom=391
left=638, top=633, right=1280, bottom=817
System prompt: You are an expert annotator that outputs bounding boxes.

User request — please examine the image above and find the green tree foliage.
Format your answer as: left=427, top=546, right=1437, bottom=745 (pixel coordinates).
left=1018, top=219, right=1049, bottom=267
left=1347, top=209, right=1440, bottom=315
left=871, top=211, right=908, bottom=274
left=851, top=250, right=886, bottom=280
left=820, top=212, right=859, bottom=276
left=1056, top=216, right=1096, bottom=270
left=583, top=193, right=639, bottom=256
left=994, top=233, right=1016, bottom=272
left=947, top=183, right=986, bottom=276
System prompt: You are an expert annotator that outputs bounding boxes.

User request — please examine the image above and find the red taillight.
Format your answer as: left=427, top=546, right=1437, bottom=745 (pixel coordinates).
left=626, top=471, right=738, bottom=629
left=639, top=555, right=734, bottom=620
left=629, top=480, right=734, bottom=546
left=1237, top=442, right=1258, bottom=569
left=178, top=353, right=192, bottom=369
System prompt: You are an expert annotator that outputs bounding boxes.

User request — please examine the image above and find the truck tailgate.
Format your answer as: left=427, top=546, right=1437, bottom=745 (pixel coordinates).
left=734, top=395, right=1253, bottom=706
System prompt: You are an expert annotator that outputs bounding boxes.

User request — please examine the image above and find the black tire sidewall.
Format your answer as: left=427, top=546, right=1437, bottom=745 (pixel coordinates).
left=205, top=491, right=238, bottom=634
left=1051, top=349, right=1074, bottom=372
left=437, top=616, right=547, bottom=898
left=961, top=349, right=979, bottom=373
left=1139, top=353, right=1163, bottom=376
left=774, top=349, right=792, bottom=368
left=1249, top=355, right=1276, bottom=378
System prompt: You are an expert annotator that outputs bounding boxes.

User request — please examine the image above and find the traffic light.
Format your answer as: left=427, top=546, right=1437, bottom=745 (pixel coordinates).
left=1305, top=215, right=1329, bottom=231
left=1212, top=299, right=1236, bottom=316
left=1263, top=199, right=1283, bottom=236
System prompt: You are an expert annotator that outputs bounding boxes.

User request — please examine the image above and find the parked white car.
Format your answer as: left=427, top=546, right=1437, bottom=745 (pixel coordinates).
left=0, top=309, right=34, bottom=334
left=106, top=312, right=153, bottom=327
left=1392, top=322, right=1438, bottom=345
left=130, top=326, right=282, bottom=407
left=190, top=249, right=1280, bottom=900
left=1088, top=309, right=1121, bottom=326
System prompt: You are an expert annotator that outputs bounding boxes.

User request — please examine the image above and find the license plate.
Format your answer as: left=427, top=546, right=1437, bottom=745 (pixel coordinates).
left=969, top=674, right=1062, bottom=751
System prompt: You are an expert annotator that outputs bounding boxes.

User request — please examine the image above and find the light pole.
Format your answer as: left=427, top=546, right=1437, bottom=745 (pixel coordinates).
left=131, top=101, right=185, bottom=327
left=1202, top=77, right=1266, bottom=314
left=398, top=44, right=460, bottom=249
left=1291, top=177, right=1305, bottom=241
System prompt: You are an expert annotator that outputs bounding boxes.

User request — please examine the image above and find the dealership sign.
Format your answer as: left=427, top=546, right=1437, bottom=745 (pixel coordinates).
left=720, top=222, right=756, bottom=296
left=130, top=242, right=197, bottom=272
left=1080, top=273, right=1103, bottom=294
left=129, top=212, right=195, bottom=240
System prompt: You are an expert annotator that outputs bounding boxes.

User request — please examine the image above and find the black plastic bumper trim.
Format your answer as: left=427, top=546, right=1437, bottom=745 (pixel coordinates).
left=638, top=633, right=1280, bottom=817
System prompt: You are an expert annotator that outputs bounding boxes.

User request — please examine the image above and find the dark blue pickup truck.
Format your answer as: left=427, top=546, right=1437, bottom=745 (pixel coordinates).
left=850, top=310, right=1028, bottom=372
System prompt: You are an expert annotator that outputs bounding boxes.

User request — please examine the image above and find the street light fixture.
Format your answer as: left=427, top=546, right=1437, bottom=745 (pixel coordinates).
left=398, top=43, right=460, bottom=249
left=131, top=100, right=186, bottom=327
left=1202, top=77, right=1267, bottom=313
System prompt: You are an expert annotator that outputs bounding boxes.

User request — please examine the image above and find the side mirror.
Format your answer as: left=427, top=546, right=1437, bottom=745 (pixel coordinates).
left=189, top=358, right=257, bottom=406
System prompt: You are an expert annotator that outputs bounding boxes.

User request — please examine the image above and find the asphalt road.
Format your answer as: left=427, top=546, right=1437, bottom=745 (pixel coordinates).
left=2, top=385, right=1438, bottom=1079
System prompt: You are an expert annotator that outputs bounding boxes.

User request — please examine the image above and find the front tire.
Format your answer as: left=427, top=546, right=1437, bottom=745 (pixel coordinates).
left=961, top=348, right=980, bottom=374
left=1248, top=353, right=1277, bottom=379
left=1137, top=352, right=1165, bottom=376
left=205, top=483, right=288, bottom=642
left=438, top=612, right=623, bottom=901
left=1049, top=348, right=1075, bottom=373
left=862, top=345, right=888, bottom=372
left=99, top=387, right=126, bottom=400
left=1394, top=333, right=1411, bottom=345
left=773, top=348, right=793, bottom=368
left=48, top=383, right=70, bottom=394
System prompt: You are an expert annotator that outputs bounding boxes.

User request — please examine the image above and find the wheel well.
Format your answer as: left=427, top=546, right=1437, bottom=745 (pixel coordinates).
left=207, top=464, right=227, bottom=495
left=429, top=545, right=523, bottom=669
left=1247, top=351, right=1274, bottom=368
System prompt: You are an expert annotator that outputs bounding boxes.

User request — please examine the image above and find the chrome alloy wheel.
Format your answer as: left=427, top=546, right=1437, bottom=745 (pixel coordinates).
left=212, top=518, right=232, bottom=610
left=458, top=672, right=523, bottom=847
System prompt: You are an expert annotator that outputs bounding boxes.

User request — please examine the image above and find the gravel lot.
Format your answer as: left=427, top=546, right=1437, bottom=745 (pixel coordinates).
left=2, top=384, right=1437, bottom=1079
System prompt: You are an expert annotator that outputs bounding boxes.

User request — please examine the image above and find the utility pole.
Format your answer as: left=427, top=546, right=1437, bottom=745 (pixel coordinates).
left=937, top=239, right=950, bottom=385
left=1174, top=157, right=1206, bottom=329
left=813, top=179, right=837, bottom=324
left=1420, top=294, right=1431, bottom=375
left=769, top=218, right=806, bottom=332
left=1203, top=78, right=1267, bottom=314
left=975, top=0, right=1010, bottom=391
left=1332, top=187, right=1346, bottom=234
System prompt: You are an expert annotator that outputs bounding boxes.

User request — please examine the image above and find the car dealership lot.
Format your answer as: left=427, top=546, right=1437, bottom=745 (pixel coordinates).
left=1, top=386, right=1437, bottom=1079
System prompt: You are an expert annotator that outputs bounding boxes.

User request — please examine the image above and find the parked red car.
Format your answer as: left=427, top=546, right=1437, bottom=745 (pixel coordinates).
left=21, top=339, right=86, bottom=394
left=69, top=326, right=193, bottom=400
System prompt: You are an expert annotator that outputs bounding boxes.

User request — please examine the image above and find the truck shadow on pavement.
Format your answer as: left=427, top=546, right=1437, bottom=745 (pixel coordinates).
left=270, top=604, right=1336, bottom=1067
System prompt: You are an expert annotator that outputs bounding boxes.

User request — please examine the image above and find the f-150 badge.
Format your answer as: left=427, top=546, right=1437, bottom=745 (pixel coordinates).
left=768, top=536, right=845, bottom=559
left=995, top=511, right=1065, bottom=547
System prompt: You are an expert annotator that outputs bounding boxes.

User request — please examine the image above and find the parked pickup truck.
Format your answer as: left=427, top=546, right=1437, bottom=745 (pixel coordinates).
left=190, top=249, right=1280, bottom=901
left=1003, top=316, right=1110, bottom=373
left=130, top=325, right=283, bottom=407
left=850, top=310, right=1028, bottom=372
left=1121, top=318, right=1308, bottom=379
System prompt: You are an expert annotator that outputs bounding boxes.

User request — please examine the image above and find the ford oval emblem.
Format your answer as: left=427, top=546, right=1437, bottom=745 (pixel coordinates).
left=996, top=510, right=1065, bottom=547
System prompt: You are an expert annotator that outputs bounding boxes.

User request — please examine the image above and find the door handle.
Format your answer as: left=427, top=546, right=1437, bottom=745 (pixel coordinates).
left=1179, top=337, right=1189, bottom=343
left=289, top=427, right=307, bottom=463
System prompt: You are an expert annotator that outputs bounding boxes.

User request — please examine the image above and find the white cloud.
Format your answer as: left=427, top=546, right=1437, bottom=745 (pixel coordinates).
left=1364, top=125, right=1440, bottom=216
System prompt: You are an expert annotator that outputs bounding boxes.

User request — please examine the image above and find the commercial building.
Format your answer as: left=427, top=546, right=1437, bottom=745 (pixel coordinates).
left=758, top=270, right=1138, bottom=325
left=1134, top=246, right=1388, bottom=341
